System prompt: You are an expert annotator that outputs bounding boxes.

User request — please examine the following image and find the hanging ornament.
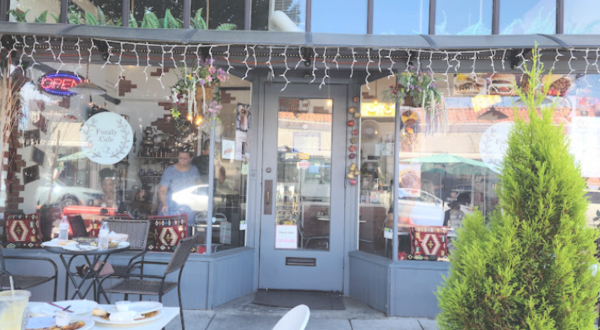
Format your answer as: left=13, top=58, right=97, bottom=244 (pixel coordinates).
left=348, top=106, right=356, bottom=114
left=347, top=120, right=355, bottom=127
left=350, top=179, right=357, bottom=186
left=401, top=109, right=419, bottom=126
left=353, top=112, right=361, bottom=119
left=349, top=153, right=356, bottom=159
left=350, top=137, right=358, bottom=144
left=353, top=96, right=360, bottom=103
left=347, top=172, right=355, bottom=179
left=352, top=129, right=359, bottom=136
left=349, top=145, right=357, bottom=152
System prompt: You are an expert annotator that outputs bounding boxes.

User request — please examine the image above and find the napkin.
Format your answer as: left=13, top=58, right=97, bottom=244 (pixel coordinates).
left=109, top=311, right=141, bottom=322
left=108, top=231, right=128, bottom=242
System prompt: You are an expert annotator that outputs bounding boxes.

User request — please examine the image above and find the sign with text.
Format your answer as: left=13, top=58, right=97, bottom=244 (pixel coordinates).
left=275, top=225, right=298, bottom=249
left=80, top=112, right=133, bottom=165
left=39, top=72, right=82, bottom=96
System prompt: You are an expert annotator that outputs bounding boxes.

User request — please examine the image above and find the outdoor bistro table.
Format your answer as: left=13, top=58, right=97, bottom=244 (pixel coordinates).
left=43, top=240, right=130, bottom=300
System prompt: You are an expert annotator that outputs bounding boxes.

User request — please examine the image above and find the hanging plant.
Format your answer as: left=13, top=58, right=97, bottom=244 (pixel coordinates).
left=383, top=67, right=448, bottom=135
left=168, top=57, right=229, bottom=135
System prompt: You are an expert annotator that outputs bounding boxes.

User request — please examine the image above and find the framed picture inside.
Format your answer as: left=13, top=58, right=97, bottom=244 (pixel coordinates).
left=23, top=129, right=40, bottom=147
left=23, top=165, right=40, bottom=184
left=31, top=146, right=45, bottom=166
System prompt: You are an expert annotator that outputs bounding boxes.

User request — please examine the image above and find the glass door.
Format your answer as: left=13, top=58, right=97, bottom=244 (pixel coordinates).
left=258, top=84, right=346, bottom=291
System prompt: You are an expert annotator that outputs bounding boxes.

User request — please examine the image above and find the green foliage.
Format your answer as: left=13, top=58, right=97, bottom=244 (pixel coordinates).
left=437, top=46, right=600, bottom=329
left=215, top=23, right=237, bottom=31
left=128, top=13, right=138, bottom=28
left=191, top=9, right=207, bottom=30
left=141, top=9, right=160, bottom=29
left=8, top=9, right=29, bottom=23
left=35, top=10, right=48, bottom=23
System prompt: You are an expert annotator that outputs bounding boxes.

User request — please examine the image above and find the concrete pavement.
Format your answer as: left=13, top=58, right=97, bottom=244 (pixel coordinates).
left=164, top=293, right=438, bottom=330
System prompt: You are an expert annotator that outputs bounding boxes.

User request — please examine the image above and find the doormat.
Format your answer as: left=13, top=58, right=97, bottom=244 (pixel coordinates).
left=252, top=290, right=345, bottom=310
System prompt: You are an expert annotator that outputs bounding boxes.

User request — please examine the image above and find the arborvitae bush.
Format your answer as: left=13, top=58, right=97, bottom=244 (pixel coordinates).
left=437, top=47, right=600, bottom=329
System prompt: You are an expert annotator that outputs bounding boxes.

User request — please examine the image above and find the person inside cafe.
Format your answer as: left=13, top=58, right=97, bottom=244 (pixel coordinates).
left=99, top=168, right=117, bottom=208
left=159, top=148, right=200, bottom=222
left=443, top=200, right=465, bottom=229
left=192, top=139, right=226, bottom=185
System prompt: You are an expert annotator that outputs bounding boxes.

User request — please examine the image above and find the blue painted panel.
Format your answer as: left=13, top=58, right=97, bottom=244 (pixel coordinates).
left=390, top=262, right=449, bottom=317
left=348, top=251, right=390, bottom=314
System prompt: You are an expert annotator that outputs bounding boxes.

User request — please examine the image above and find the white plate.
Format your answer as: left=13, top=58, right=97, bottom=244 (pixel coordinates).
left=107, top=301, right=163, bottom=315
left=26, top=316, right=94, bottom=330
left=30, top=300, right=99, bottom=317
left=61, top=244, right=98, bottom=252
left=93, top=309, right=163, bottom=325
left=41, top=239, right=77, bottom=247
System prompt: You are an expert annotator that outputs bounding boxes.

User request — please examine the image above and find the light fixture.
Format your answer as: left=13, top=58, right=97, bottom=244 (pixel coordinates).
left=187, top=112, right=193, bottom=121
left=69, top=54, right=105, bottom=95
left=194, top=115, right=203, bottom=126
left=373, top=99, right=378, bottom=105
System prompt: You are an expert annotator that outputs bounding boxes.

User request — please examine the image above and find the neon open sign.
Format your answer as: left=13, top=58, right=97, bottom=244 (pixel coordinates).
left=39, top=72, right=82, bottom=96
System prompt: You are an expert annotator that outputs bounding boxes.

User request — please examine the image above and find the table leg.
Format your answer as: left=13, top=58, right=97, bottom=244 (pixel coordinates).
left=70, top=254, right=110, bottom=300
left=57, top=254, right=86, bottom=300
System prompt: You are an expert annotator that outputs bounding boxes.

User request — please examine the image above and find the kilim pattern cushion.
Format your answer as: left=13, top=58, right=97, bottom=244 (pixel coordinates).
left=147, top=214, right=188, bottom=252
left=5, top=213, right=42, bottom=248
left=408, top=226, right=448, bottom=261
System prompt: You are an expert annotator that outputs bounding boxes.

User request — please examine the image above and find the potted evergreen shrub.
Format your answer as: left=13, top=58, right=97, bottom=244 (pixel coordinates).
left=437, top=46, right=600, bottom=329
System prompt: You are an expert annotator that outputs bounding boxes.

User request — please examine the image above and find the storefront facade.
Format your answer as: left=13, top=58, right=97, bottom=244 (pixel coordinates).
left=1, top=0, right=600, bottom=318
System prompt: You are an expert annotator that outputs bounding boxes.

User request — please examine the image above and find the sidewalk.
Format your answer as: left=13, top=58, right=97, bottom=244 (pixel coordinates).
left=164, top=293, right=438, bottom=330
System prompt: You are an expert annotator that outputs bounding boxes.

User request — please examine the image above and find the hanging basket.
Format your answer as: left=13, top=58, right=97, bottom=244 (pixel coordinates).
left=195, top=84, right=215, bottom=106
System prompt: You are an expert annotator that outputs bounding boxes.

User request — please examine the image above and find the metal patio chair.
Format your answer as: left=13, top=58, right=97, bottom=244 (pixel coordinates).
left=91, top=219, right=150, bottom=302
left=0, top=246, right=58, bottom=300
left=272, top=304, right=311, bottom=330
left=97, top=235, right=197, bottom=330
left=359, top=215, right=388, bottom=253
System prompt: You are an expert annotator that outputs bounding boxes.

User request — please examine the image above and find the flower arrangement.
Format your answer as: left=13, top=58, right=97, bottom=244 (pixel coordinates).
left=169, top=57, right=228, bottom=131
left=384, top=67, right=448, bottom=134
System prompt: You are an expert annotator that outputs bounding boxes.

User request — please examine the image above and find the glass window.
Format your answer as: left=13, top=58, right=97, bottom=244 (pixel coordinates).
left=191, top=0, right=242, bottom=30
left=374, top=0, right=429, bottom=35
left=500, top=0, right=555, bottom=34
left=8, top=0, right=61, bottom=24
left=435, top=0, right=492, bottom=35
left=311, top=0, right=367, bottom=34
left=130, top=0, right=182, bottom=28
left=264, top=0, right=306, bottom=32
left=276, top=98, right=333, bottom=250
left=565, top=0, right=600, bottom=34
left=359, top=71, right=600, bottom=262
left=358, top=78, right=396, bottom=257
left=0, top=50, right=249, bottom=253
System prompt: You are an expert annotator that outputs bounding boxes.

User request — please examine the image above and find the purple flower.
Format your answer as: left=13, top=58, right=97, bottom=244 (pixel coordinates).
left=417, top=86, right=422, bottom=92
left=208, top=66, right=216, bottom=75
left=431, top=83, right=437, bottom=88
left=199, top=78, right=205, bottom=86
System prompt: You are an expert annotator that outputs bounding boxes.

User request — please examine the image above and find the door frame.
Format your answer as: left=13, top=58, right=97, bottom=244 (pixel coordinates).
left=249, top=76, right=361, bottom=296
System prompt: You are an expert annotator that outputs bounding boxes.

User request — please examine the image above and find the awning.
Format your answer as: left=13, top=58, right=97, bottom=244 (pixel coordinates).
left=1, top=22, right=599, bottom=50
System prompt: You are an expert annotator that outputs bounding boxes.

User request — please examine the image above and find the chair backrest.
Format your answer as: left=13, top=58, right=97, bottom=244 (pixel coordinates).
left=103, top=219, right=150, bottom=251
left=272, top=304, right=310, bottom=330
left=164, top=235, right=197, bottom=275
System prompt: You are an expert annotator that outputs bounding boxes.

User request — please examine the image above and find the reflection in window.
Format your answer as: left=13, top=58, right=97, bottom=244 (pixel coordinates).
left=565, top=0, right=600, bottom=34
left=276, top=98, right=332, bottom=251
left=435, top=0, right=492, bottom=35
left=500, top=0, right=555, bottom=34
left=191, top=0, right=242, bottom=30
left=312, top=0, right=367, bottom=34
left=374, top=0, right=429, bottom=35
left=8, top=0, right=60, bottom=23
left=0, top=60, right=250, bottom=253
left=265, top=0, right=306, bottom=32
left=130, top=0, right=183, bottom=28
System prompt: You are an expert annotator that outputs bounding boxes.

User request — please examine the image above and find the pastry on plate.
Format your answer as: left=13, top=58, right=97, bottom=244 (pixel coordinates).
left=488, top=74, right=516, bottom=96
left=542, top=74, right=573, bottom=97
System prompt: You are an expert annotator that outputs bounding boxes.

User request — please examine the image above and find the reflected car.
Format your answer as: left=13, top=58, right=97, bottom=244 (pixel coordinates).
left=37, top=180, right=105, bottom=209
left=172, top=184, right=209, bottom=212
left=397, top=188, right=445, bottom=226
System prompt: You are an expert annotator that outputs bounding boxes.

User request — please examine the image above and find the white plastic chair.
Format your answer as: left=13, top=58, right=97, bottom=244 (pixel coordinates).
left=272, top=304, right=311, bottom=330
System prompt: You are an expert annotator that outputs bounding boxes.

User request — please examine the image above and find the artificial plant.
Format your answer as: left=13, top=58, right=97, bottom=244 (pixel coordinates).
left=436, top=46, right=600, bottom=329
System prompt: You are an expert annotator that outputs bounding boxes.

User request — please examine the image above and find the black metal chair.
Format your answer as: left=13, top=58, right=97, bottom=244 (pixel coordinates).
left=359, top=215, right=388, bottom=253
left=0, top=246, right=58, bottom=300
left=98, top=235, right=197, bottom=330
left=66, top=219, right=151, bottom=301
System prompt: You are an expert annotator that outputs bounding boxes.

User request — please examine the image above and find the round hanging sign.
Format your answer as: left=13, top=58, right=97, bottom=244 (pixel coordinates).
left=480, top=121, right=513, bottom=173
left=80, top=112, right=133, bottom=165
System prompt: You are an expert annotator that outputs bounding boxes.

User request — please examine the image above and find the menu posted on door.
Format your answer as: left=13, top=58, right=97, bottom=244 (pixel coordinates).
left=275, top=225, right=298, bottom=249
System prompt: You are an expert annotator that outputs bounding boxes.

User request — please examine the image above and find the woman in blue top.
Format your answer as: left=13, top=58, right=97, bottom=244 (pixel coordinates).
left=158, top=148, right=200, bottom=222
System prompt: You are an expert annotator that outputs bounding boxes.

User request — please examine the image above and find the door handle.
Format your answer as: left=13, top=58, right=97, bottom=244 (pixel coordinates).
left=264, top=179, right=273, bottom=215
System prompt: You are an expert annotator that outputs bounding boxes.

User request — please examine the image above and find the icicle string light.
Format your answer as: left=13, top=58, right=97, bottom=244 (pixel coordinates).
left=74, top=38, right=82, bottom=76
left=350, top=47, right=357, bottom=78
left=501, top=49, right=507, bottom=71
left=267, top=46, right=274, bottom=80
left=242, top=45, right=251, bottom=80
left=27, top=36, right=40, bottom=77
left=365, top=48, right=372, bottom=89
left=133, top=43, right=139, bottom=67
left=387, top=48, right=395, bottom=77
left=294, top=46, right=305, bottom=69
left=568, top=48, right=576, bottom=76
left=443, top=50, right=452, bottom=96
left=101, top=41, right=113, bottom=69
left=333, top=47, right=340, bottom=70
left=115, top=41, right=125, bottom=88
left=19, top=38, right=28, bottom=73
left=143, top=42, right=151, bottom=81
left=583, top=48, right=591, bottom=88
left=489, top=49, right=497, bottom=75
left=181, top=45, right=189, bottom=73
left=45, top=37, right=56, bottom=61
left=426, top=51, right=434, bottom=90
left=225, top=45, right=234, bottom=75
left=320, top=47, right=329, bottom=90
left=157, top=45, right=166, bottom=89
left=310, top=47, right=318, bottom=84
left=377, top=48, right=382, bottom=73
left=169, top=45, right=177, bottom=68
left=280, top=45, right=290, bottom=92
left=595, top=48, right=600, bottom=75
left=405, top=49, right=411, bottom=72
left=55, top=37, right=66, bottom=74
left=551, top=48, right=563, bottom=72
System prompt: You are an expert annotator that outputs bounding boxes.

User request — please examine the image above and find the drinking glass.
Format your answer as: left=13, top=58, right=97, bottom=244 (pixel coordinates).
left=0, top=290, right=31, bottom=330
